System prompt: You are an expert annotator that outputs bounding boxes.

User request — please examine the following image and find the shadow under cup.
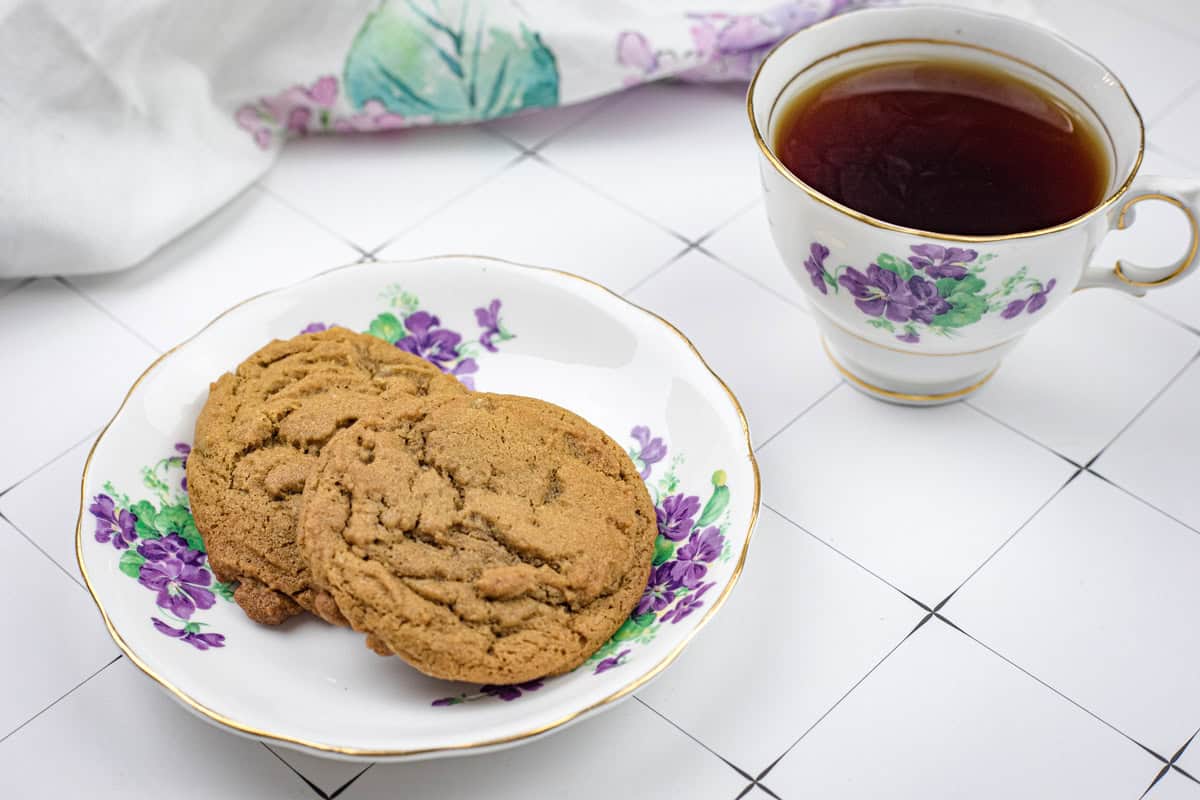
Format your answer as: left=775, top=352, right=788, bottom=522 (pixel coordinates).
left=748, top=7, right=1146, bottom=405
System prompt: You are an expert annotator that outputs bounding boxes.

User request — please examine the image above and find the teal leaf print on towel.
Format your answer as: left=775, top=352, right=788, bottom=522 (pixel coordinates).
left=344, top=0, right=560, bottom=124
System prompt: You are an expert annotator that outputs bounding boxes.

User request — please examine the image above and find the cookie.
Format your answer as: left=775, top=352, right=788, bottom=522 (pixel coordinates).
left=187, top=327, right=467, bottom=626
left=298, top=393, right=657, bottom=684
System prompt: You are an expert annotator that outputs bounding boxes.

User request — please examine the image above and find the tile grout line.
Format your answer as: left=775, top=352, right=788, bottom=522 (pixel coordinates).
left=366, top=148, right=534, bottom=256
left=1107, top=0, right=1200, bottom=49
left=962, top=401, right=1083, bottom=469
left=1086, top=468, right=1200, bottom=539
left=0, top=509, right=86, bottom=591
left=697, top=243, right=810, bottom=313
left=0, top=276, right=36, bottom=301
left=622, top=242, right=700, bottom=296
left=1136, top=298, right=1200, bottom=339
left=1084, top=348, right=1200, bottom=470
left=0, top=654, right=122, bottom=746
left=754, top=619, right=924, bottom=784
left=478, top=125, right=531, bottom=155
left=0, top=427, right=103, bottom=500
left=753, top=382, right=843, bottom=453
left=764, top=499, right=930, bottom=611
left=692, top=197, right=764, bottom=250
left=328, top=763, right=375, bottom=799
left=1145, top=77, right=1200, bottom=130
left=515, top=93, right=623, bottom=154
left=932, top=614, right=1173, bottom=765
left=733, top=782, right=758, bottom=800
left=756, top=781, right=783, bottom=799
left=250, top=181, right=373, bottom=257
left=1145, top=728, right=1200, bottom=795
left=530, top=151, right=696, bottom=250
left=261, top=744, right=331, bottom=799
left=1173, top=764, right=1200, bottom=786
left=633, top=696, right=757, bottom=783
left=56, top=277, right=164, bottom=356
left=933, top=468, right=1085, bottom=613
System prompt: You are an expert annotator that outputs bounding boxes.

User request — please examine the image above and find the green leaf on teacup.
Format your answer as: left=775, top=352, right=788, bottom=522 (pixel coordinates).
left=875, top=253, right=914, bottom=281
left=933, top=293, right=988, bottom=328
left=866, top=318, right=895, bottom=332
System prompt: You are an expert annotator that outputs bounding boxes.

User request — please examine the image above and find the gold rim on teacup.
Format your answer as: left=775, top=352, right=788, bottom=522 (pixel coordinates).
left=747, top=31, right=1145, bottom=244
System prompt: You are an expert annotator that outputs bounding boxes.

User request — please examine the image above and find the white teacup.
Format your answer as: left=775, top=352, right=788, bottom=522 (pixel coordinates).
left=748, top=6, right=1200, bottom=404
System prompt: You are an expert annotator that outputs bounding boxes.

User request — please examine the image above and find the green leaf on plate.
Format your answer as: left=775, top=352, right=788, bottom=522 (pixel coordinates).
left=367, top=312, right=405, bottom=344
left=118, top=550, right=145, bottom=579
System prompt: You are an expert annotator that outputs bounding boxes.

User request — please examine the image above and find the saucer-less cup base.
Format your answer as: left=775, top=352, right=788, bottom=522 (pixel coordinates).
left=748, top=7, right=1200, bottom=404
left=818, top=324, right=1020, bottom=406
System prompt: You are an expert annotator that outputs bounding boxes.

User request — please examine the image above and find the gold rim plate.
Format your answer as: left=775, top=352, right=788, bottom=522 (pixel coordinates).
left=75, top=255, right=761, bottom=760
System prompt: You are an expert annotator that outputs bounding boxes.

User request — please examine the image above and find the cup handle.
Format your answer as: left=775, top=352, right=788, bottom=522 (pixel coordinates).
left=1081, top=175, right=1200, bottom=294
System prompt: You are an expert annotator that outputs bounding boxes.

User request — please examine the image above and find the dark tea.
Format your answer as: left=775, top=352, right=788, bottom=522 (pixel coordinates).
left=773, top=58, right=1109, bottom=235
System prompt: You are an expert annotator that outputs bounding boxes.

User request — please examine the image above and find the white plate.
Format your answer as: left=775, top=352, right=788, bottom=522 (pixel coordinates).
left=76, top=255, right=759, bottom=761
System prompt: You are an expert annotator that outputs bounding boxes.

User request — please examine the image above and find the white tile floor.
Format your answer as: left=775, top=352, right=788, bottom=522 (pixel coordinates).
left=2, top=1, right=1199, bottom=797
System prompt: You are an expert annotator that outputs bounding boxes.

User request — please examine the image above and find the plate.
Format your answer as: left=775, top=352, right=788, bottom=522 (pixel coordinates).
left=76, top=255, right=759, bottom=761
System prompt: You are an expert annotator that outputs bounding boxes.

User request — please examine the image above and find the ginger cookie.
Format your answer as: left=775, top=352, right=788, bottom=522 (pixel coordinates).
left=298, top=393, right=657, bottom=684
left=187, top=327, right=467, bottom=626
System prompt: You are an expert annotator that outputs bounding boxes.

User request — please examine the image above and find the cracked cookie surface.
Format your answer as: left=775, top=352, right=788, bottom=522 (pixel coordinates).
left=298, top=393, right=657, bottom=684
left=187, top=327, right=466, bottom=625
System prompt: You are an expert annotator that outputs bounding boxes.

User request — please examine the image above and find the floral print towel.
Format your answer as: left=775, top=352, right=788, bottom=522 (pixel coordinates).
left=2, top=0, right=1031, bottom=277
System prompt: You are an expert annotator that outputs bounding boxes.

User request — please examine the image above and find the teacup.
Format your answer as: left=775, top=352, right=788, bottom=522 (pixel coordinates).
left=748, top=6, right=1200, bottom=404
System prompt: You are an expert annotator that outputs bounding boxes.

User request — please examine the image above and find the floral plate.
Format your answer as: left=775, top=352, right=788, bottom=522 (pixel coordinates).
left=77, top=255, right=759, bottom=761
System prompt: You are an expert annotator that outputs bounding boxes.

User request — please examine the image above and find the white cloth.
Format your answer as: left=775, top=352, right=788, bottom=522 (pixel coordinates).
left=0, top=0, right=1031, bottom=277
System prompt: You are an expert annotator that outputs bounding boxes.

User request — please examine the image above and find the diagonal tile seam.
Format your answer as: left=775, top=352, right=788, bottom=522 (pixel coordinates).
left=261, top=745, right=375, bottom=800
left=1085, top=469, right=1200, bottom=540
left=963, top=344, right=1200, bottom=474
left=1139, top=299, right=1200, bottom=340
left=634, top=696, right=757, bottom=783
left=932, top=468, right=1086, bottom=614
left=1145, top=76, right=1200, bottom=130
left=753, top=382, right=844, bottom=452
left=0, top=427, right=102, bottom=500
left=1082, top=348, right=1200, bottom=471
left=55, top=276, right=164, bottom=356
left=247, top=179, right=375, bottom=258
left=255, top=147, right=530, bottom=258
left=751, top=613, right=928, bottom=785
left=262, top=744, right=330, bottom=799
left=755, top=781, right=783, bottom=799
left=0, top=509, right=85, bottom=591
left=733, top=779, right=783, bottom=799
left=1108, top=0, right=1200, bottom=51
left=481, top=93, right=622, bottom=156
left=749, top=474, right=1101, bottom=784
left=1141, top=729, right=1200, bottom=797
left=530, top=151, right=696, bottom=250
left=480, top=124, right=534, bottom=156
left=963, top=402, right=1084, bottom=469
left=622, top=241, right=703, bottom=296
left=764, top=499, right=927, bottom=610
left=931, top=612, right=1177, bottom=768
left=696, top=242, right=809, bottom=313
left=691, top=198, right=766, bottom=251
left=328, top=763, right=375, bottom=798
left=765, top=463, right=1083, bottom=615
left=0, top=654, right=122, bottom=746
left=0, top=276, right=36, bottom=301
left=368, top=146, right=534, bottom=256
